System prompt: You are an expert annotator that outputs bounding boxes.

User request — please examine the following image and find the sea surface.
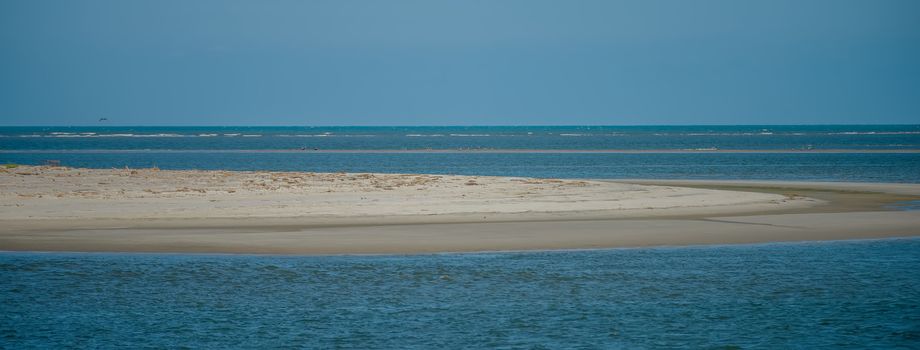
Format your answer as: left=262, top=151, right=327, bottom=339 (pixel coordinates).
left=2, top=239, right=919, bottom=348
left=2, top=125, right=920, bottom=348
left=2, top=125, right=920, bottom=182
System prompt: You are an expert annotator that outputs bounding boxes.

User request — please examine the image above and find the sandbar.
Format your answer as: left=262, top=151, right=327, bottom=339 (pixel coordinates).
left=0, top=166, right=917, bottom=254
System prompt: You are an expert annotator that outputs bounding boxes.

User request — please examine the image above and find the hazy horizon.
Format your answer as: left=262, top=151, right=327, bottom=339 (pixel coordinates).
left=2, top=122, right=919, bottom=127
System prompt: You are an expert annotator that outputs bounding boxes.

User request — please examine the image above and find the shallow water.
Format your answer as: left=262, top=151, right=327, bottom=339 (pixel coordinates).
left=888, top=200, right=920, bottom=211
left=3, top=151, right=920, bottom=183
left=2, top=238, right=919, bottom=348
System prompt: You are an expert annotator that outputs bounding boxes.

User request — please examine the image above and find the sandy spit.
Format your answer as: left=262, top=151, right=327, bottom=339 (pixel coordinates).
left=1, top=166, right=917, bottom=255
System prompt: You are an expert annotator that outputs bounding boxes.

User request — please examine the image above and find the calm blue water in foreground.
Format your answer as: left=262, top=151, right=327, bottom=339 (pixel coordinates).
left=2, top=239, right=919, bottom=348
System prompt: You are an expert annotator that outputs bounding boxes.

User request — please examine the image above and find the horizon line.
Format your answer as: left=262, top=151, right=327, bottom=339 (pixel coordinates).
left=2, top=123, right=919, bottom=128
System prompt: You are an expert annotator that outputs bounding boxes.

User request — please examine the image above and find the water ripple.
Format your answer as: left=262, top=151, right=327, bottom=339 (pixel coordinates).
left=1, top=239, right=919, bottom=348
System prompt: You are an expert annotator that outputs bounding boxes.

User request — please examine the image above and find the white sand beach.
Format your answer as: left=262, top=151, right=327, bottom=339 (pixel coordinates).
left=1, top=166, right=918, bottom=254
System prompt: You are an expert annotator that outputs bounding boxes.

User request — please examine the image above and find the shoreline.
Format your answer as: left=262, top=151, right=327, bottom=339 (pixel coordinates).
left=1, top=166, right=918, bottom=255
left=3, top=148, right=920, bottom=154
left=3, top=236, right=917, bottom=257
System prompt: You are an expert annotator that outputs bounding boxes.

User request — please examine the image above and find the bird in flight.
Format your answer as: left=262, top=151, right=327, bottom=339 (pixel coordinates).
left=99, top=118, right=108, bottom=122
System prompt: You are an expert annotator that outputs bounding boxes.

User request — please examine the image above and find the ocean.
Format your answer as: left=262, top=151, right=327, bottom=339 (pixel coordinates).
left=2, top=239, right=918, bottom=348
left=2, top=125, right=920, bottom=182
left=2, top=125, right=919, bottom=348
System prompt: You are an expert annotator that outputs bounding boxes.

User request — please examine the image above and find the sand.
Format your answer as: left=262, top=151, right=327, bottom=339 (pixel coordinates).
left=1, top=166, right=918, bottom=254
left=0, top=166, right=818, bottom=221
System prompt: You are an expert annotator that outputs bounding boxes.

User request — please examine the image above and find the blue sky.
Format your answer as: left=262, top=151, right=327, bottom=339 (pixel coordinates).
left=1, top=0, right=918, bottom=126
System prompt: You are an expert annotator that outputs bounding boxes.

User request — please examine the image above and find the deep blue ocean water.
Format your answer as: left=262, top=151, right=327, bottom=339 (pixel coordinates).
left=2, top=239, right=919, bottom=349
left=2, top=125, right=920, bottom=182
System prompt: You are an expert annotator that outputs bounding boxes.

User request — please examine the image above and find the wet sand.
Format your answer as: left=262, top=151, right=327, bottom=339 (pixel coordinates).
left=1, top=166, right=917, bottom=254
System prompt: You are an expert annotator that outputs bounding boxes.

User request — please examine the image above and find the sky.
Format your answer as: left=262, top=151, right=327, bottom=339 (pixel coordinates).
left=1, top=0, right=919, bottom=126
